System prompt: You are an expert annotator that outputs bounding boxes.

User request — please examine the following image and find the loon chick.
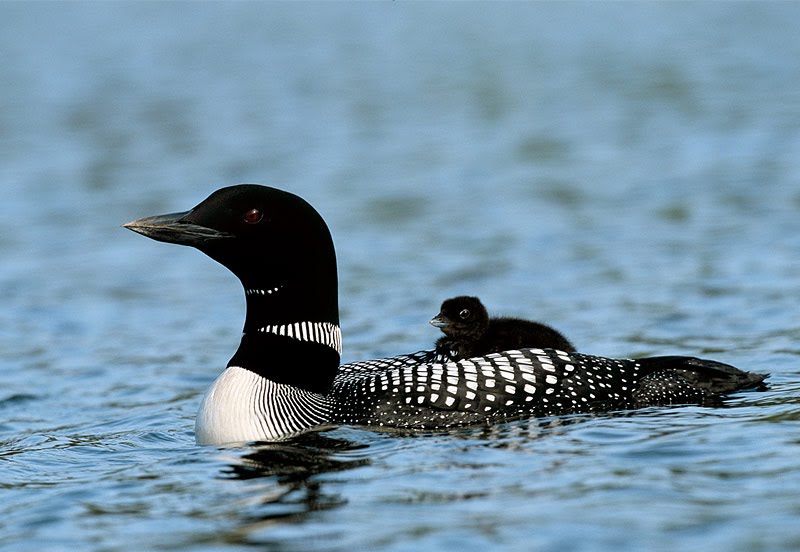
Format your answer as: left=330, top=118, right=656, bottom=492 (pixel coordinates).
left=431, top=296, right=575, bottom=361
left=124, top=184, right=768, bottom=445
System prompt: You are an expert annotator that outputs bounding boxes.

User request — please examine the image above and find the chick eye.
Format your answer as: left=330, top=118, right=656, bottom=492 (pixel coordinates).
left=459, top=309, right=471, bottom=319
left=244, top=208, right=263, bottom=224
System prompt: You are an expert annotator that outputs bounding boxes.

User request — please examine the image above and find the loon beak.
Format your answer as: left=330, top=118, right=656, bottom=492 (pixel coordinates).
left=123, top=210, right=233, bottom=246
left=430, top=315, right=448, bottom=329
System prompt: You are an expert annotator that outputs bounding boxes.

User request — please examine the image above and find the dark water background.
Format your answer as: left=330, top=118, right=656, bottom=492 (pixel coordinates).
left=2, top=2, right=800, bottom=550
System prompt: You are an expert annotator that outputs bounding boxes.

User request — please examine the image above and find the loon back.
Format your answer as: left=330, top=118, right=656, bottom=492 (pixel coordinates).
left=331, top=348, right=767, bottom=429
left=124, top=185, right=768, bottom=445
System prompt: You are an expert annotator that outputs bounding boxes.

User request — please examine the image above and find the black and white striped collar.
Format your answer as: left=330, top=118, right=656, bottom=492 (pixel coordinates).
left=256, top=321, right=342, bottom=355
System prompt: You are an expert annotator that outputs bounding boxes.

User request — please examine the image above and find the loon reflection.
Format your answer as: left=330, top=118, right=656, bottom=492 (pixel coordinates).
left=219, top=431, right=369, bottom=531
left=219, top=416, right=585, bottom=527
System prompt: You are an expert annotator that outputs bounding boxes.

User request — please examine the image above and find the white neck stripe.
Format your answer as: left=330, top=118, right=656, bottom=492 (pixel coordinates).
left=246, top=287, right=283, bottom=296
left=256, top=321, right=342, bottom=355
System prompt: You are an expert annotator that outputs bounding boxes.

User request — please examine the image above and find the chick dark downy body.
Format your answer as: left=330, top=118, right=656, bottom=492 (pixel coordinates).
left=431, top=295, right=575, bottom=362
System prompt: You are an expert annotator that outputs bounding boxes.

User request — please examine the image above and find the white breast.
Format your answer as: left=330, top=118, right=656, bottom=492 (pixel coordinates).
left=195, top=366, right=332, bottom=445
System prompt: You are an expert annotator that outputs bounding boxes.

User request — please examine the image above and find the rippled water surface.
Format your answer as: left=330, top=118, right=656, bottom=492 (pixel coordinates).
left=2, top=3, right=800, bottom=551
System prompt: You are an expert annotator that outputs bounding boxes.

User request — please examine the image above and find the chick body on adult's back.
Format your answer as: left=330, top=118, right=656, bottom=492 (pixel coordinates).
left=430, top=295, right=575, bottom=362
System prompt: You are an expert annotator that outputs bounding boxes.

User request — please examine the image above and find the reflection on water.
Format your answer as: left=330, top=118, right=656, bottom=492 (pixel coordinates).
left=220, top=433, right=369, bottom=532
left=218, top=419, right=576, bottom=544
left=218, top=389, right=777, bottom=542
left=225, top=433, right=369, bottom=482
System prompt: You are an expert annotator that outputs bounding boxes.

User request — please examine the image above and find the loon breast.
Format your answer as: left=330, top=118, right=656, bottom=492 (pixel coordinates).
left=196, top=366, right=332, bottom=445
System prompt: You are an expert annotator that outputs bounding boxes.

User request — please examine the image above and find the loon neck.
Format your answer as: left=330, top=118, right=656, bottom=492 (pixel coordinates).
left=229, top=280, right=341, bottom=394
left=241, top=281, right=338, bottom=329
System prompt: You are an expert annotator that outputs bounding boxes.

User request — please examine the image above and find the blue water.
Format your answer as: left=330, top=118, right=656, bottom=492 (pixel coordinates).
left=2, top=2, right=800, bottom=550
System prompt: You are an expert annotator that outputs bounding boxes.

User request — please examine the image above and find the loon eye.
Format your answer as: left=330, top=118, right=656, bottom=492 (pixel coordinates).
left=244, top=208, right=263, bottom=224
left=459, top=309, right=470, bottom=319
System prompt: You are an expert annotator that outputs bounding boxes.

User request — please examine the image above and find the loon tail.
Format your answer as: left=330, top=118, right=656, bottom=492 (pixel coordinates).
left=637, top=356, right=769, bottom=395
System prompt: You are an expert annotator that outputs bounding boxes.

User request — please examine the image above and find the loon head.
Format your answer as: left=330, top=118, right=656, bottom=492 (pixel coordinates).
left=430, top=295, right=489, bottom=339
left=125, top=185, right=341, bottom=394
left=124, top=184, right=339, bottom=326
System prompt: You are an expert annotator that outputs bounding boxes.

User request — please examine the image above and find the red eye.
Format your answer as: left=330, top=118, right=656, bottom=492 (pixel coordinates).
left=244, top=208, right=263, bottom=224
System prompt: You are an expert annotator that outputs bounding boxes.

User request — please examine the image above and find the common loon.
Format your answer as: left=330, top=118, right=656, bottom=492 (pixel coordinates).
left=124, top=184, right=768, bottom=445
left=431, top=295, right=576, bottom=361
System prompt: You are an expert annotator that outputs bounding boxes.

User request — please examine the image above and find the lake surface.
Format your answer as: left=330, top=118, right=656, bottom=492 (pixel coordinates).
left=2, top=2, right=800, bottom=550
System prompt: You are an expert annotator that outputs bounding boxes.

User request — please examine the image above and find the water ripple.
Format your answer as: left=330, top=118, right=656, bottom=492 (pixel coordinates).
left=3, top=2, right=800, bottom=551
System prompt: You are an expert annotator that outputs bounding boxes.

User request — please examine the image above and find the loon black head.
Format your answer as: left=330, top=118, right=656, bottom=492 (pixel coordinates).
left=124, top=184, right=340, bottom=393
left=124, top=184, right=338, bottom=324
left=430, top=296, right=489, bottom=339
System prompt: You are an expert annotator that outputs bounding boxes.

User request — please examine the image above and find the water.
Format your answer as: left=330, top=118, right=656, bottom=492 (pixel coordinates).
left=2, top=2, right=800, bottom=550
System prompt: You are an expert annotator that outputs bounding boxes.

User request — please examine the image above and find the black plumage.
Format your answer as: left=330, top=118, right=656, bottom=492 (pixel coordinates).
left=431, top=296, right=575, bottom=361
left=124, top=184, right=769, bottom=444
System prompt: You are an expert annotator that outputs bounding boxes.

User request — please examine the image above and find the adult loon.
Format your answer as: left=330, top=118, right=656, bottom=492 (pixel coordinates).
left=124, top=185, right=768, bottom=445
left=431, top=295, right=576, bottom=361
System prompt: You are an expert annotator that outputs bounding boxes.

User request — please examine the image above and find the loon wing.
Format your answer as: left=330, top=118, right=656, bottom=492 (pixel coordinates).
left=334, top=349, right=768, bottom=425
left=635, top=356, right=768, bottom=394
